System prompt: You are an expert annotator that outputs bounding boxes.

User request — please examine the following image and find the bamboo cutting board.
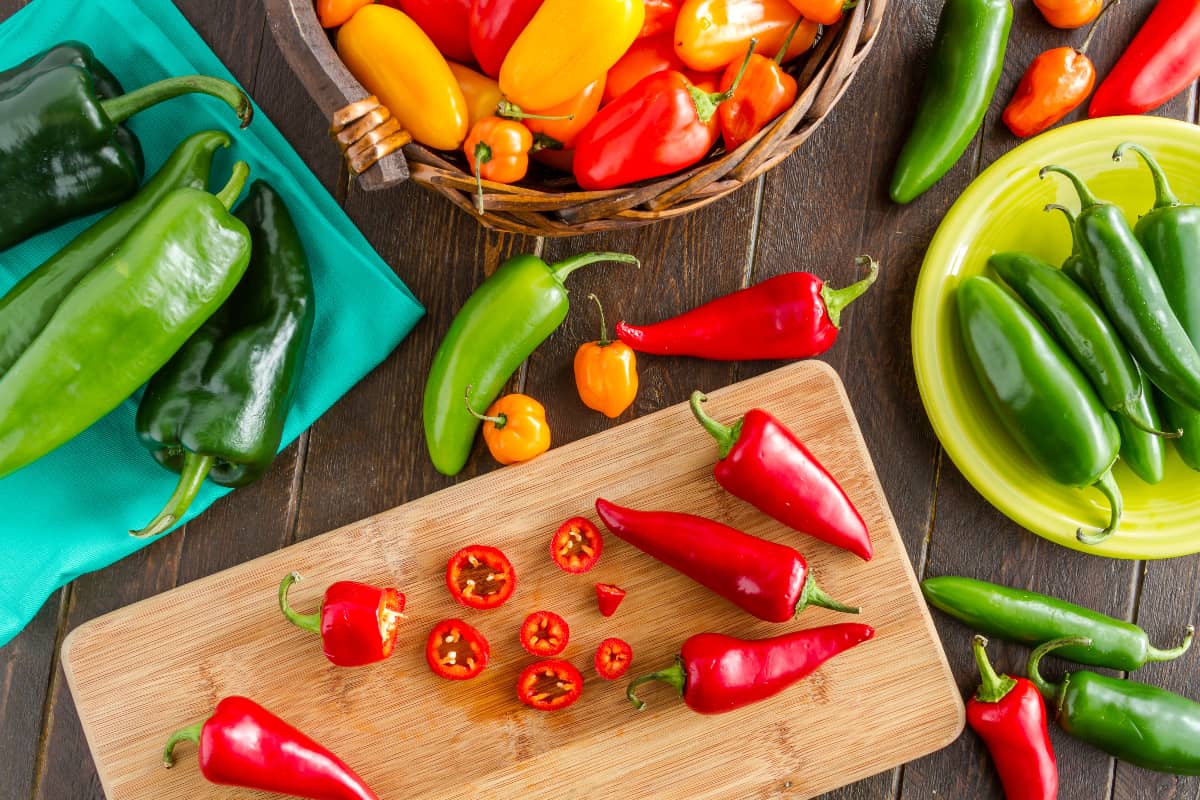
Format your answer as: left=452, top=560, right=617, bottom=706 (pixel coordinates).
left=62, top=361, right=964, bottom=800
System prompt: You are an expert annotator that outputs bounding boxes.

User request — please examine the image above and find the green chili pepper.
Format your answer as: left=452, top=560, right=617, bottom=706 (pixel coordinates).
left=0, top=163, right=254, bottom=479
left=1114, top=142, right=1200, bottom=471
left=922, top=576, right=1193, bottom=671
left=889, top=0, right=1012, bottom=204
left=1041, top=164, right=1200, bottom=413
left=1030, top=636, right=1200, bottom=775
left=424, top=251, right=639, bottom=476
left=1046, top=204, right=1093, bottom=291
left=0, top=57, right=251, bottom=252
left=0, top=130, right=231, bottom=378
left=132, top=181, right=314, bottom=537
left=957, top=276, right=1121, bottom=543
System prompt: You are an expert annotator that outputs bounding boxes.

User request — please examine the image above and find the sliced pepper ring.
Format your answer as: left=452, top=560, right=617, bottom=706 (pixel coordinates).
left=519, top=610, right=570, bottom=656
left=516, top=659, right=584, bottom=711
left=551, top=517, right=603, bottom=574
left=446, top=544, right=516, bottom=609
left=595, top=637, right=634, bottom=680
left=426, top=618, right=490, bottom=680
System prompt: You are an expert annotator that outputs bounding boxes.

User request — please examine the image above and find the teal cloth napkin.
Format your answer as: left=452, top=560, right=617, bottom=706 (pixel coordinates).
left=0, top=0, right=425, bottom=646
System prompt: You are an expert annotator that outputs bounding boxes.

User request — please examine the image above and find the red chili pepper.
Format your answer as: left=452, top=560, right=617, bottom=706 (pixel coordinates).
left=469, top=0, right=545, bottom=78
left=162, top=696, right=378, bottom=800
left=517, top=659, right=585, bottom=710
left=446, top=544, right=517, bottom=609
left=277, top=572, right=406, bottom=667
left=595, top=582, right=627, bottom=616
left=551, top=516, right=604, bottom=573
left=1089, top=0, right=1200, bottom=118
left=627, top=624, right=874, bottom=713
left=426, top=618, right=490, bottom=680
left=689, top=393, right=873, bottom=560
left=594, top=498, right=858, bottom=622
left=595, top=637, right=634, bottom=679
left=717, top=19, right=801, bottom=150
left=640, top=0, right=682, bottom=37
left=614, top=256, right=878, bottom=360
left=967, top=635, right=1059, bottom=800
left=604, top=33, right=688, bottom=104
left=520, top=610, right=570, bottom=656
left=379, top=0, right=475, bottom=63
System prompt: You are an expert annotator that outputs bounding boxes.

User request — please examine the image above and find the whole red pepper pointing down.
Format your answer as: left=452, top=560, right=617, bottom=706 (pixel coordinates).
left=1089, top=0, right=1200, bottom=118
left=690, top=392, right=872, bottom=560
left=163, top=696, right=379, bottom=800
left=279, top=572, right=405, bottom=668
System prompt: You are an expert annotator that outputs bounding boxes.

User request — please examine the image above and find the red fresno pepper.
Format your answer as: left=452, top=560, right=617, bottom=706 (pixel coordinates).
left=426, top=618, right=490, bottom=680
left=278, top=572, right=405, bottom=667
left=594, top=498, right=858, bottom=622
left=628, top=624, right=874, bottom=713
left=615, top=256, right=878, bottom=360
left=551, top=516, right=604, bottom=573
left=520, top=610, right=570, bottom=656
left=640, top=0, right=681, bottom=37
left=595, top=637, right=634, bottom=679
left=967, top=636, right=1059, bottom=800
left=379, top=0, right=475, bottom=63
left=469, top=0, right=544, bottom=78
left=595, top=582, right=627, bottom=617
left=162, top=696, right=378, bottom=800
left=1089, top=0, right=1200, bottom=118
left=689, top=393, right=872, bottom=560
left=517, top=659, right=585, bottom=710
left=446, top=544, right=517, bottom=609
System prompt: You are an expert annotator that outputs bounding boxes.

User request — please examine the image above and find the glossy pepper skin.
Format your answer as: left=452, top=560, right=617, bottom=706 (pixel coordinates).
left=690, top=392, right=872, bottom=560
left=605, top=34, right=688, bottom=104
left=424, top=251, right=638, bottom=476
left=595, top=583, right=627, bottom=616
left=786, top=0, right=850, bottom=25
left=641, top=0, right=682, bottom=37
left=967, top=636, right=1058, bottom=800
left=162, top=696, right=378, bottom=800
left=278, top=572, right=405, bottom=667
left=469, top=0, right=544, bottom=78
left=717, top=20, right=800, bottom=151
left=1030, top=637, right=1200, bottom=775
left=503, top=77, right=607, bottom=151
left=594, top=498, right=858, bottom=622
left=316, top=0, right=372, bottom=28
left=575, top=293, right=639, bottom=418
left=890, top=0, right=1012, bottom=204
left=628, top=624, right=874, bottom=713
left=0, top=130, right=228, bottom=379
left=380, top=0, right=475, bottom=63
left=1002, top=46, right=1095, bottom=138
left=1089, top=0, right=1200, bottom=118
left=465, top=116, right=533, bottom=213
left=1033, top=0, right=1100, bottom=28
left=0, top=165, right=253, bottom=480
left=472, top=393, right=552, bottom=465
left=448, top=62, right=504, bottom=130
left=615, top=256, right=877, bottom=360
left=921, top=576, right=1194, bottom=672
left=674, top=0, right=817, bottom=73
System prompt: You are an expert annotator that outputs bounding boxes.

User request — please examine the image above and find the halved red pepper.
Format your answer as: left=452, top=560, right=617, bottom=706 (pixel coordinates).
left=469, top=0, right=545, bottom=78
left=551, top=516, right=604, bottom=573
left=380, top=0, right=475, bottom=63
left=446, top=544, right=517, bottom=609
left=595, top=637, right=634, bottom=679
left=520, top=610, right=570, bottom=656
left=517, top=659, right=585, bottom=710
left=595, top=582, right=627, bottom=617
left=427, top=618, right=490, bottom=680
left=278, top=572, right=405, bottom=667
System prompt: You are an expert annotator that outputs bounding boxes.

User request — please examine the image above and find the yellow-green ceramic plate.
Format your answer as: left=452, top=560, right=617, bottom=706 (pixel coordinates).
left=913, top=116, right=1200, bottom=559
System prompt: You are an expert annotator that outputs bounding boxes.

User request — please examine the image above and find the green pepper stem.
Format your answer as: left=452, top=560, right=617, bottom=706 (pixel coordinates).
left=821, top=255, right=879, bottom=329
left=626, top=657, right=687, bottom=710
left=1114, top=142, right=1180, bottom=208
left=1118, top=402, right=1183, bottom=438
left=278, top=572, right=322, bottom=636
left=1077, top=469, right=1122, bottom=545
left=497, top=100, right=574, bottom=121
left=588, top=293, right=612, bottom=347
left=689, top=391, right=743, bottom=460
left=798, top=575, right=860, bottom=615
left=689, top=38, right=758, bottom=123
left=131, top=453, right=216, bottom=538
left=472, top=141, right=492, bottom=214
left=464, top=384, right=507, bottom=429
left=774, top=18, right=805, bottom=64
left=1079, top=0, right=1119, bottom=56
left=548, top=252, right=640, bottom=285
left=971, top=635, right=1017, bottom=704
left=1027, top=636, right=1092, bottom=701
left=1147, top=624, right=1195, bottom=663
left=215, top=161, right=250, bottom=211
left=162, top=721, right=205, bottom=768
left=1040, top=164, right=1101, bottom=210
left=100, top=75, right=253, bottom=128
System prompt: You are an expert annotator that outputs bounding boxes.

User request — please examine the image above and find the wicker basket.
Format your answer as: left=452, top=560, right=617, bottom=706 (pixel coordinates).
left=264, top=0, right=888, bottom=236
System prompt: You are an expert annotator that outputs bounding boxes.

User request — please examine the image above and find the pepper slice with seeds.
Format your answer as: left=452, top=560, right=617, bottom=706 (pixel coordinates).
left=426, top=618, right=490, bottom=680
left=446, top=544, right=517, bottom=610
left=519, top=610, right=570, bottom=657
left=517, top=659, right=584, bottom=711
left=550, top=517, right=603, bottom=574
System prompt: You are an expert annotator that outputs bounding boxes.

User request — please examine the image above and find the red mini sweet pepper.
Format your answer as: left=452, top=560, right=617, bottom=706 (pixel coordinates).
left=614, top=256, right=878, bottom=360
left=967, top=635, right=1059, bottom=800
left=690, top=392, right=872, bottom=560
left=162, top=696, right=378, bottom=800
left=469, top=0, right=545, bottom=78
left=380, top=0, right=475, bottom=63
left=627, top=624, right=874, bottom=713
left=594, top=497, right=858, bottom=622
left=1089, top=0, right=1200, bottom=118
left=278, top=572, right=405, bottom=667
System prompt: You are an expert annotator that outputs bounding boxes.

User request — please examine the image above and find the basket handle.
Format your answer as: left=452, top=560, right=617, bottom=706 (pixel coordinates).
left=330, top=96, right=414, bottom=175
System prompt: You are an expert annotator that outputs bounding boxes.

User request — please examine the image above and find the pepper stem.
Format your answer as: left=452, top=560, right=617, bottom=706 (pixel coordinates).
left=215, top=161, right=250, bottom=210
left=588, top=293, right=612, bottom=347
left=1076, top=469, right=1122, bottom=545
left=971, top=635, right=1017, bottom=704
left=689, top=38, right=758, bottom=123
left=1027, top=636, right=1092, bottom=701
left=100, top=75, right=253, bottom=128
left=278, top=572, right=322, bottom=636
left=821, top=255, right=879, bottom=329
left=797, top=575, right=860, bottom=615
left=473, top=141, right=492, bottom=214
left=131, top=453, right=216, bottom=538
left=774, top=18, right=805, bottom=64
left=548, top=252, right=640, bottom=285
left=689, top=391, right=743, bottom=460
left=1040, top=164, right=1101, bottom=209
left=1117, top=402, right=1182, bottom=438
left=497, top=100, right=574, bottom=121
left=1079, top=0, right=1119, bottom=56
left=162, top=721, right=205, bottom=768
left=626, top=657, right=687, bottom=710
left=1147, top=624, right=1195, bottom=663
left=1114, top=142, right=1180, bottom=208
left=464, top=384, right=507, bottom=429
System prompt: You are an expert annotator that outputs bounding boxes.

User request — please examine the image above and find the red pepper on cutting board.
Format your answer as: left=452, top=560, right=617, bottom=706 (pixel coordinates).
left=379, top=0, right=475, bottom=63
left=162, top=696, right=378, bottom=800
left=517, top=659, right=585, bottom=710
left=596, top=637, right=635, bottom=679
left=594, top=498, right=859, bottom=621
left=446, top=544, right=517, bottom=609
left=278, top=572, right=406, bottom=667
left=689, top=392, right=873, bottom=560
left=595, top=582, right=627, bottom=616
left=520, top=610, right=571, bottom=656
left=427, top=618, right=490, bottom=680
left=627, top=624, right=875, bottom=713
left=469, top=0, right=545, bottom=78
left=615, top=256, right=878, bottom=360
left=1089, top=0, right=1200, bottom=118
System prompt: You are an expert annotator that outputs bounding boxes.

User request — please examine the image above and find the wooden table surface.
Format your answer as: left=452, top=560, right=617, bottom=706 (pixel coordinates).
left=2, top=1, right=1197, bottom=798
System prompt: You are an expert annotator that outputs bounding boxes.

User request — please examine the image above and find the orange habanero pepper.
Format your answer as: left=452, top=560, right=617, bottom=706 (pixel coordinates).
left=1034, top=0, right=1101, bottom=29
left=317, top=0, right=373, bottom=28
left=786, top=0, right=851, bottom=25
left=575, top=294, right=638, bottom=418
left=718, top=18, right=801, bottom=150
left=449, top=62, right=505, bottom=129
left=468, top=391, right=552, bottom=464
left=675, top=0, right=819, bottom=73
left=465, top=117, right=533, bottom=212
left=502, top=78, right=607, bottom=150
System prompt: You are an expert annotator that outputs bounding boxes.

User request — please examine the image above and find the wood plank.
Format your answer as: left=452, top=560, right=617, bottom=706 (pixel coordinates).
left=0, top=592, right=62, bottom=800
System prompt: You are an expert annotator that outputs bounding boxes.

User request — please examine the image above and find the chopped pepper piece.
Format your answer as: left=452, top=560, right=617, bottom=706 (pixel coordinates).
left=519, top=611, right=570, bottom=656
left=426, top=618, right=490, bottom=680
left=517, top=659, right=584, bottom=711
left=446, top=544, right=517, bottom=609
left=551, top=517, right=603, bottom=574
left=595, top=637, right=634, bottom=680
left=278, top=572, right=405, bottom=668
left=595, top=583, right=627, bottom=617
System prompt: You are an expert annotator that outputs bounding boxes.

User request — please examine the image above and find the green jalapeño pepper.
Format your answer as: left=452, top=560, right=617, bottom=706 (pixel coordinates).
left=1030, top=637, right=1200, bottom=775
left=957, top=276, right=1122, bottom=544
left=890, top=0, right=1012, bottom=204
left=0, top=163, right=253, bottom=479
left=1046, top=204, right=1092, bottom=292
left=0, top=59, right=251, bottom=252
left=424, top=251, right=639, bottom=475
left=0, top=130, right=232, bottom=378
left=133, top=181, right=314, bottom=537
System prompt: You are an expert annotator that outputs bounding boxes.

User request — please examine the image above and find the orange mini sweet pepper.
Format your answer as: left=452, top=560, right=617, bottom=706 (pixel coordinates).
left=317, top=0, right=373, bottom=28
left=786, top=0, right=852, bottom=25
left=449, top=62, right=505, bottom=130
left=575, top=294, right=638, bottom=418
left=1033, top=0, right=1101, bottom=29
left=675, top=0, right=818, bottom=73
left=502, top=78, right=606, bottom=150
left=468, top=390, right=552, bottom=465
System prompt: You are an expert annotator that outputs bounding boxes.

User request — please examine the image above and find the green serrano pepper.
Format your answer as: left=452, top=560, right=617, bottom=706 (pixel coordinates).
left=424, top=251, right=639, bottom=476
left=890, top=0, right=1012, bottom=204
left=957, top=276, right=1121, bottom=543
